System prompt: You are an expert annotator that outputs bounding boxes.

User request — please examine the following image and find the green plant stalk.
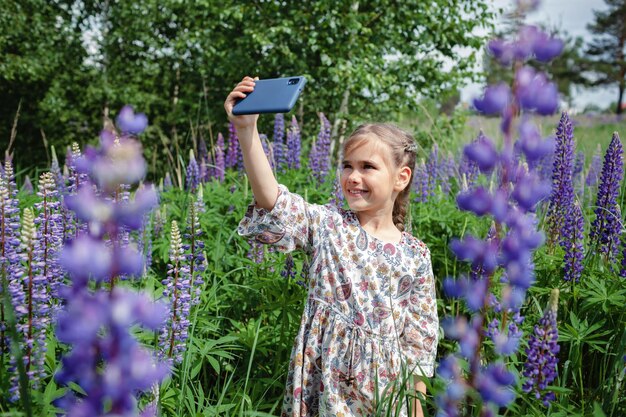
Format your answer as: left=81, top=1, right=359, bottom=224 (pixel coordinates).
left=240, top=319, right=261, bottom=416
left=1, top=269, right=32, bottom=417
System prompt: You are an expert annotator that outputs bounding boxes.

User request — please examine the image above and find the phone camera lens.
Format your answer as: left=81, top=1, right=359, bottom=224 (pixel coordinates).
left=288, top=78, right=299, bottom=85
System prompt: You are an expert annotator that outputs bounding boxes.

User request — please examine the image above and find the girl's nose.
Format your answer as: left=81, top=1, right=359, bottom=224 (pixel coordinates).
left=348, top=171, right=360, bottom=184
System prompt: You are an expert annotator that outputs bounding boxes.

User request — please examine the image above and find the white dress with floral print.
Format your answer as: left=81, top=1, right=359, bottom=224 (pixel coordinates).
left=238, top=185, right=439, bottom=417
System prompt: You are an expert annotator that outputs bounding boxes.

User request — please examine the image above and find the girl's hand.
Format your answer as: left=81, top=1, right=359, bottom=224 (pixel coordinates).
left=224, top=76, right=259, bottom=130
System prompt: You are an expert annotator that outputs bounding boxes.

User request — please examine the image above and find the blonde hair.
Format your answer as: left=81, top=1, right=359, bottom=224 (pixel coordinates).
left=342, top=123, right=417, bottom=232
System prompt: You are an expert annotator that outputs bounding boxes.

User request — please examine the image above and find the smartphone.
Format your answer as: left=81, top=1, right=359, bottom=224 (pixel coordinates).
left=232, top=76, right=306, bottom=115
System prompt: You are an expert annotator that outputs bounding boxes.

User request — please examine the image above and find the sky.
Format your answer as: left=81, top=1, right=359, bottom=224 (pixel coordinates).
left=460, top=0, right=615, bottom=112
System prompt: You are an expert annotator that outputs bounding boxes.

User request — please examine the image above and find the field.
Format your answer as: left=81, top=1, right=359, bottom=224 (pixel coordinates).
left=1, top=107, right=625, bottom=417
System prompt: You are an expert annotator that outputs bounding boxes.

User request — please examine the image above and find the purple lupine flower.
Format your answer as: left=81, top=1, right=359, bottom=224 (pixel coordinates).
left=546, top=112, right=576, bottom=245
left=330, top=175, right=345, bottom=208
left=74, top=138, right=147, bottom=194
left=136, top=183, right=156, bottom=275
left=1, top=159, right=22, bottom=357
left=34, top=172, right=64, bottom=301
left=259, top=133, right=275, bottom=171
left=573, top=151, right=585, bottom=182
left=55, top=108, right=167, bottom=416
left=532, top=30, right=565, bottom=63
left=186, top=150, right=200, bottom=193
left=197, top=137, right=210, bottom=181
left=21, top=176, right=33, bottom=195
left=214, top=132, right=226, bottom=183
left=515, top=66, right=559, bottom=115
left=8, top=208, right=50, bottom=401
left=476, top=363, right=516, bottom=407
left=139, top=211, right=153, bottom=275
left=281, top=254, right=297, bottom=280
left=464, top=131, right=499, bottom=173
left=563, top=202, right=584, bottom=282
left=435, top=355, right=468, bottom=416
left=517, top=117, right=553, bottom=163
left=273, top=114, right=286, bottom=172
left=247, top=238, right=264, bottom=264
left=225, top=122, right=242, bottom=171
left=473, top=83, right=511, bottom=115
left=488, top=25, right=563, bottom=66
left=159, top=220, right=193, bottom=366
left=55, top=287, right=169, bottom=415
left=438, top=4, right=557, bottom=413
left=163, top=172, right=173, bottom=190
left=183, top=188, right=206, bottom=307
left=485, top=314, right=523, bottom=356
left=426, top=144, right=439, bottom=198
left=50, top=146, right=67, bottom=196
left=590, top=132, right=624, bottom=263
left=523, top=289, right=560, bottom=406
left=286, top=116, right=302, bottom=170
left=413, top=160, right=430, bottom=203
left=308, top=113, right=332, bottom=184
left=439, top=153, right=456, bottom=194
left=63, top=142, right=90, bottom=241
left=585, top=145, right=602, bottom=188
left=116, top=105, right=148, bottom=134
left=458, top=151, right=480, bottom=191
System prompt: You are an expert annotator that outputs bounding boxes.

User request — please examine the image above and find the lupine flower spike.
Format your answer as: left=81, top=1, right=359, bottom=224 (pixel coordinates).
left=185, top=187, right=206, bottom=306
left=273, top=113, right=286, bottom=172
left=308, top=113, right=332, bottom=184
left=8, top=208, right=50, bottom=401
left=1, top=159, right=22, bottom=358
left=159, top=220, right=192, bottom=366
left=437, top=1, right=559, bottom=414
left=186, top=149, right=200, bottom=193
left=590, top=132, right=623, bottom=264
left=563, top=201, right=584, bottom=282
left=214, top=132, right=226, bottom=183
left=34, top=172, right=64, bottom=301
left=286, top=116, right=301, bottom=170
left=546, top=112, right=575, bottom=246
left=55, top=106, right=168, bottom=416
left=522, top=288, right=560, bottom=406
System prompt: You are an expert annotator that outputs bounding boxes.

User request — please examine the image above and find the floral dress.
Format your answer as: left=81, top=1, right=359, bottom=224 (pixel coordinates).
left=238, top=185, right=439, bottom=417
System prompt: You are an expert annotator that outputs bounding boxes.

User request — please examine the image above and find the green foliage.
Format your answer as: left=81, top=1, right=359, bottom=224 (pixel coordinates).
left=2, top=107, right=626, bottom=417
left=1, top=0, right=494, bottom=176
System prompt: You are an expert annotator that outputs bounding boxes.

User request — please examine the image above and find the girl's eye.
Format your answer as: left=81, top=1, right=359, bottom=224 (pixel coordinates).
left=364, top=164, right=375, bottom=169
left=342, top=164, right=352, bottom=169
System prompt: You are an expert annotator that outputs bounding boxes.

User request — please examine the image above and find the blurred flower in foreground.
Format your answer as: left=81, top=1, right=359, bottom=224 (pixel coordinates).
left=438, top=1, right=561, bottom=414
left=55, top=106, right=167, bottom=416
left=116, top=105, right=148, bottom=134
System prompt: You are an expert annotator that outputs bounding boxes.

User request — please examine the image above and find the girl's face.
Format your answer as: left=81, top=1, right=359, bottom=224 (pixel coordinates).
left=340, top=137, right=410, bottom=218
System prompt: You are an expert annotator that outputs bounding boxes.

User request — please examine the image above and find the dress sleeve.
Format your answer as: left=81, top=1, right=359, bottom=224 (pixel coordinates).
left=400, top=246, right=439, bottom=377
left=237, top=184, right=327, bottom=254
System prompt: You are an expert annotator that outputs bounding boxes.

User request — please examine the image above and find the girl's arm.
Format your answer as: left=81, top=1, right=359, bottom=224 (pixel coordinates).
left=224, top=76, right=279, bottom=210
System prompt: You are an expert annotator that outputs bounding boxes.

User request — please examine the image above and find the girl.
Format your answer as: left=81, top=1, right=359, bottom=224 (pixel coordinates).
left=225, top=76, right=438, bottom=417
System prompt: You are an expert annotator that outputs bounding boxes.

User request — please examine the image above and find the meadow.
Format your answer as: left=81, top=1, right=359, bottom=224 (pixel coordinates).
left=1, top=106, right=625, bottom=417
left=1, top=1, right=626, bottom=415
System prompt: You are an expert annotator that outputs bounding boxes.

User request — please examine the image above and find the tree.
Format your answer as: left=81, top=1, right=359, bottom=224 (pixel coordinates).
left=0, top=0, right=98, bottom=171
left=3, top=1, right=495, bottom=173
left=586, top=0, right=626, bottom=115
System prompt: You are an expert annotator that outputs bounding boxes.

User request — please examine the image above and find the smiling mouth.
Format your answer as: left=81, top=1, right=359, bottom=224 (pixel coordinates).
left=348, top=189, right=368, bottom=196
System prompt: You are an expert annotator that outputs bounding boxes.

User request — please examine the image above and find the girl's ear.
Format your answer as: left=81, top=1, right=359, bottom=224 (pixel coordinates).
left=394, top=166, right=412, bottom=192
